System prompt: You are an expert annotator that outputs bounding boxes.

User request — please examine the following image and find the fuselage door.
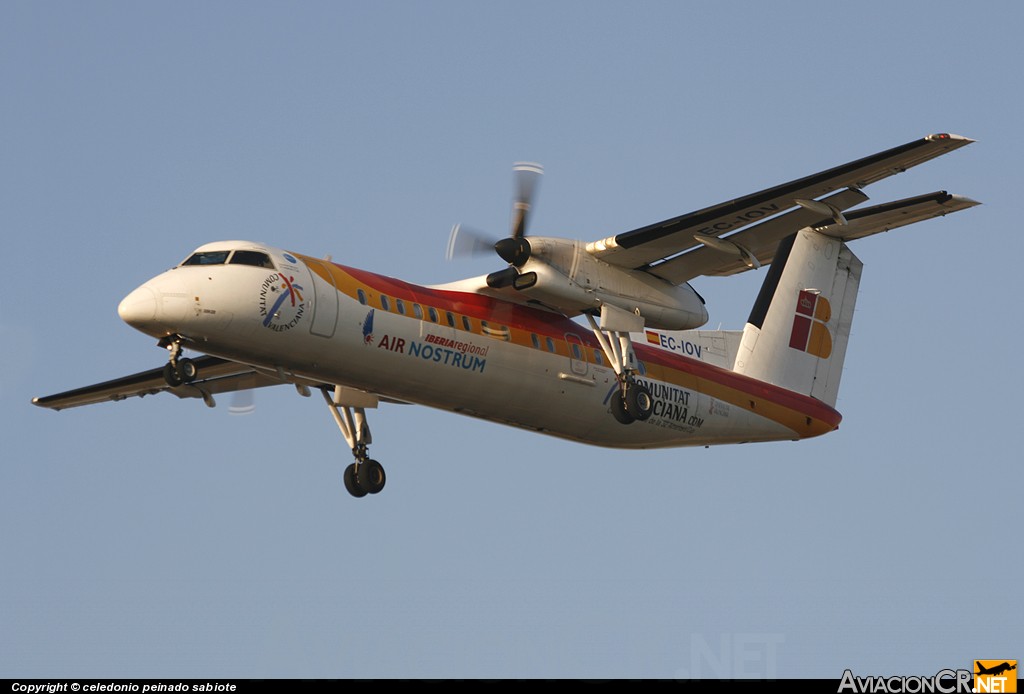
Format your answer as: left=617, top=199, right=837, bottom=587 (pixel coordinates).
left=564, top=332, right=588, bottom=376
left=305, top=259, right=339, bottom=338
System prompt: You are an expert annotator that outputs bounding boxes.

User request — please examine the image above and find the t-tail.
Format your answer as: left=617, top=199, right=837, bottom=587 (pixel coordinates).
left=733, top=228, right=861, bottom=408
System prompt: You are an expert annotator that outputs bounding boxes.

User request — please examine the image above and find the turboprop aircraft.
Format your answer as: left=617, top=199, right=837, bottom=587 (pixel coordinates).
left=33, top=133, right=978, bottom=498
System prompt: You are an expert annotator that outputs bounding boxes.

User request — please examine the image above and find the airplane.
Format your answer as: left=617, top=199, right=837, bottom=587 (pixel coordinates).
left=33, top=133, right=978, bottom=498
left=976, top=662, right=1017, bottom=677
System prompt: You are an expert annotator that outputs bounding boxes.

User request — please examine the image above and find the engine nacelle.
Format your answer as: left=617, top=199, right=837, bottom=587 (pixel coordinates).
left=514, top=237, right=708, bottom=330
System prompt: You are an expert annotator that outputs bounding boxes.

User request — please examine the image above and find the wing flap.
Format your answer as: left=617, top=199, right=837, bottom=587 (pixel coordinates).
left=647, top=187, right=869, bottom=284
left=587, top=133, right=974, bottom=270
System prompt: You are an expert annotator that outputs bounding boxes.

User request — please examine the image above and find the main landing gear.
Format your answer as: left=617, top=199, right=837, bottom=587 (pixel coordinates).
left=159, top=336, right=198, bottom=387
left=586, top=306, right=654, bottom=425
left=321, top=386, right=386, bottom=498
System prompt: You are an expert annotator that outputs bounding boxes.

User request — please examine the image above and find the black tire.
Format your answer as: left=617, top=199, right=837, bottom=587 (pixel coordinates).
left=625, top=383, right=654, bottom=421
left=357, top=459, right=386, bottom=494
left=610, top=391, right=635, bottom=425
left=344, top=463, right=367, bottom=498
left=177, top=358, right=198, bottom=383
left=163, top=362, right=183, bottom=387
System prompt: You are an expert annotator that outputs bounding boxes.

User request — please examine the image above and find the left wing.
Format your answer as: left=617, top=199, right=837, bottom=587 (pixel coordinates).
left=32, top=355, right=291, bottom=411
left=586, top=133, right=975, bottom=273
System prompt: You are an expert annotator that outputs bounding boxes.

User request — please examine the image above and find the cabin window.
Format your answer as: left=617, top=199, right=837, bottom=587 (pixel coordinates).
left=594, top=350, right=603, bottom=366
left=462, top=316, right=472, bottom=331
left=446, top=312, right=456, bottom=327
left=381, top=295, right=391, bottom=312
left=545, top=337, right=556, bottom=353
left=413, top=304, right=423, bottom=320
left=531, top=333, right=540, bottom=349
left=571, top=343, right=582, bottom=360
left=181, top=251, right=229, bottom=266
left=396, top=299, right=406, bottom=315
left=229, top=250, right=274, bottom=268
left=637, top=361, right=647, bottom=375
left=357, top=289, right=367, bottom=305
left=428, top=307, right=439, bottom=323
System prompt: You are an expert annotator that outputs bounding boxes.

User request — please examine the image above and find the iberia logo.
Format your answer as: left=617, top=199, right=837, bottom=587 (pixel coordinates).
left=975, top=660, right=1017, bottom=693
left=258, top=273, right=306, bottom=332
left=789, top=289, right=832, bottom=358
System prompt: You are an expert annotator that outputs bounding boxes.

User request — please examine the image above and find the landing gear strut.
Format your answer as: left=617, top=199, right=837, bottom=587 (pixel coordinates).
left=322, top=386, right=386, bottom=498
left=586, top=306, right=654, bottom=425
left=159, top=336, right=198, bottom=387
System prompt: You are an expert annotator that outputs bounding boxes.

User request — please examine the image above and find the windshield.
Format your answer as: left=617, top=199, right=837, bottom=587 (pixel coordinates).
left=181, top=250, right=230, bottom=266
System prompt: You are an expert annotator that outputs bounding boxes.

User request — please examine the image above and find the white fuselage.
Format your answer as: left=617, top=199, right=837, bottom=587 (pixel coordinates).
left=117, top=241, right=841, bottom=448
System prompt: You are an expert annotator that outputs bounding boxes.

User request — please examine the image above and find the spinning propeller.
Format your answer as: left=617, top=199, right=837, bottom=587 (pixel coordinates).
left=446, top=162, right=543, bottom=288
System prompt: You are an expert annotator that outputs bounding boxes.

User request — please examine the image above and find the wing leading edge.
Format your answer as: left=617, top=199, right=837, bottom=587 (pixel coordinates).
left=586, top=133, right=976, bottom=276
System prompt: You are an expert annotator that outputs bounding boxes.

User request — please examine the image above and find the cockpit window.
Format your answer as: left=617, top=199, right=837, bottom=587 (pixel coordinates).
left=181, top=251, right=230, bottom=266
left=229, top=250, right=274, bottom=268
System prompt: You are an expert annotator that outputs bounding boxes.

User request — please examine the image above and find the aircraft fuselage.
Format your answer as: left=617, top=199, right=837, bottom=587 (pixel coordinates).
left=117, top=241, right=840, bottom=449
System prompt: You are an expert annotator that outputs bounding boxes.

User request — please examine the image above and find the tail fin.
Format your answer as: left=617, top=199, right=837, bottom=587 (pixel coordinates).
left=733, top=228, right=862, bottom=407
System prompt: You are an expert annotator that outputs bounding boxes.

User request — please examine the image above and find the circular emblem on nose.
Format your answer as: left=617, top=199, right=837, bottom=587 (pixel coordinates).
left=258, top=273, right=306, bottom=332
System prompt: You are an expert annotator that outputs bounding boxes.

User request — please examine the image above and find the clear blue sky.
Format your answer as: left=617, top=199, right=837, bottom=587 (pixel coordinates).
left=2, top=0, right=1020, bottom=678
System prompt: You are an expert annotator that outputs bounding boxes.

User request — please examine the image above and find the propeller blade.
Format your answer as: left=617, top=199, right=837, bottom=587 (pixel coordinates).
left=445, top=223, right=499, bottom=260
left=228, top=373, right=257, bottom=415
left=510, top=162, right=543, bottom=239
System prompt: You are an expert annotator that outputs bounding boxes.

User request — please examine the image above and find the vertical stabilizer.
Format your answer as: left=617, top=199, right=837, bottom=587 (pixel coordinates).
left=733, top=228, right=862, bottom=407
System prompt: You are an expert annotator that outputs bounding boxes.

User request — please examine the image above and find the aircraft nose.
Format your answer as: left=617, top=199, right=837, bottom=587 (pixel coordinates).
left=118, top=285, right=158, bottom=329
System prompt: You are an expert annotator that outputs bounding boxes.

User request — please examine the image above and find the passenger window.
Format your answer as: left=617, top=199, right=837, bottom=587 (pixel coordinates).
left=428, top=307, right=439, bottom=323
left=446, top=312, right=456, bottom=327
left=181, top=251, right=229, bottom=266
left=546, top=337, right=555, bottom=353
left=572, top=344, right=582, bottom=359
left=462, top=316, right=472, bottom=331
left=396, top=299, right=406, bottom=315
left=413, top=304, right=423, bottom=319
left=381, top=296, right=391, bottom=312
left=229, top=250, right=274, bottom=268
left=357, top=289, right=367, bottom=305
left=531, top=333, right=540, bottom=349
left=594, top=350, right=603, bottom=366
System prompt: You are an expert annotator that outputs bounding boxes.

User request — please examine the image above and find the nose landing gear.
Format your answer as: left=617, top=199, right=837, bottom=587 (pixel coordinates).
left=159, top=337, right=198, bottom=387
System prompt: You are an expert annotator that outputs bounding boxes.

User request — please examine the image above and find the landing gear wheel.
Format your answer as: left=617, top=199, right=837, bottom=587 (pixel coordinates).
left=177, top=358, right=198, bottom=383
left=625, top=382, right=654, bottom=421
left=163, top=362, right=183, bottom=387
left=610, top=391, right=635, bottom=425
left=344, top=463, right=368, bottom=498
left=357, top=459, right=386, bottom=494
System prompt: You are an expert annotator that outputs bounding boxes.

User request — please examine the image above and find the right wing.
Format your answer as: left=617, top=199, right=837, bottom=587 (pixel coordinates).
left=586, top=133, right=975, bottom=273
left=32, top=355, right=291, bottom=411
